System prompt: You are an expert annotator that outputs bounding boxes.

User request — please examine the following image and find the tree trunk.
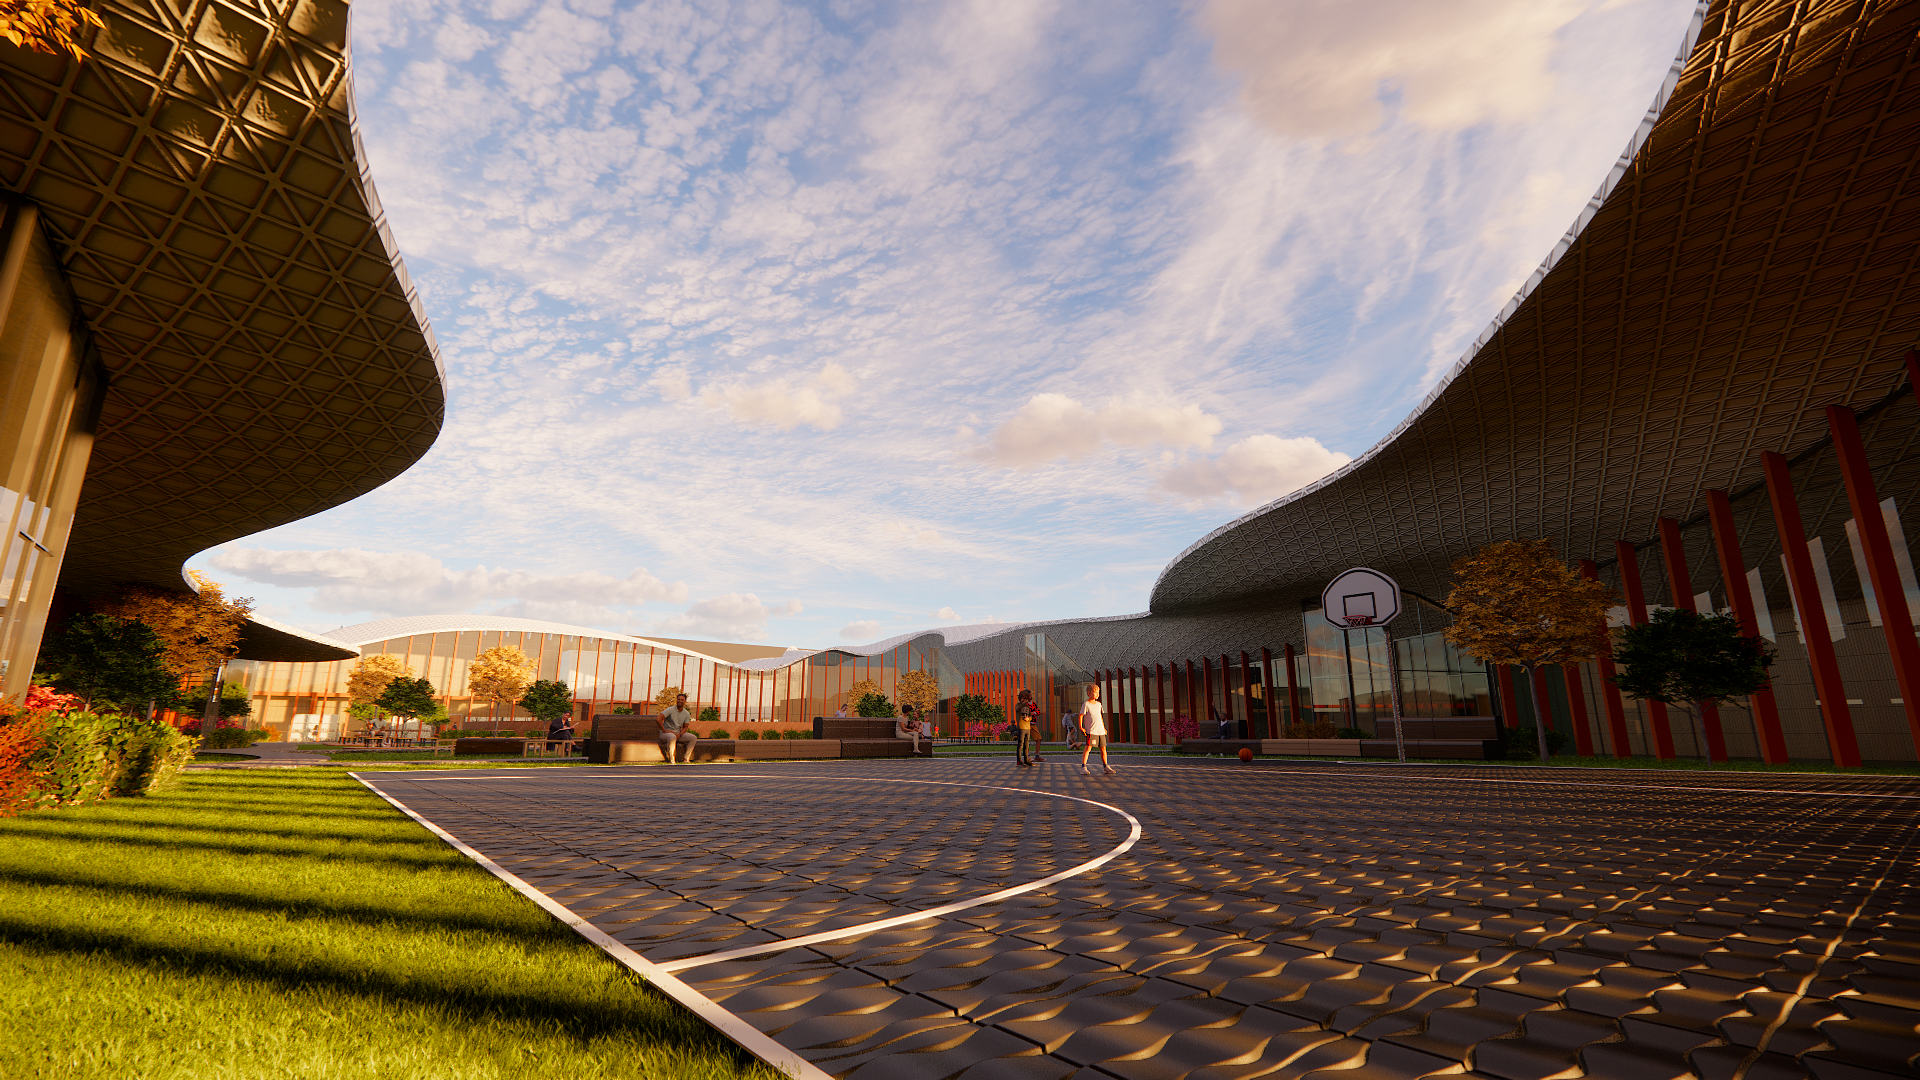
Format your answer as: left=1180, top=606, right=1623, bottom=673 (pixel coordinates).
left=1522, top=663, right=1550, bottom=764
left=1688, top=702, right=1712, bottom=765
left=198, top=660, right=225, bottom=737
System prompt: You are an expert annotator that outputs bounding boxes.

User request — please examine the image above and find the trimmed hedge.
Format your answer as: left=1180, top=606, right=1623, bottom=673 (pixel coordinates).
left=0, top=708, right=198, bottom=816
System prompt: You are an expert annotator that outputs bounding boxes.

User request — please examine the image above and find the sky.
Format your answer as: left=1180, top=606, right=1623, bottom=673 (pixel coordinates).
left=194, top=0, right=1701, bottom=648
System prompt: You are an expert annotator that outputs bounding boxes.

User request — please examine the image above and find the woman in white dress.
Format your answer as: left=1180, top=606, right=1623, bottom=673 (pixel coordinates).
left=1079, top=684, right=1116, bottom=776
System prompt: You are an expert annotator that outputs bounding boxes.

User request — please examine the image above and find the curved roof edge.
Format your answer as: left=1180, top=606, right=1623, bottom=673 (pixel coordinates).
left=1149, top=1, right=1708, bottom=606
left=234, top=611, right=356, bottom=664
left=323, top=613, right=732, bottom=666
left=834, top=613, right=1154, bottom=658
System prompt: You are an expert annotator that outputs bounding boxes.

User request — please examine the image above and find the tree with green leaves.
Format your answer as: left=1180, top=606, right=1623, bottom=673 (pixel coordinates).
left=35, top=614, right=178, bottom=714
left=377, top=676, right=443, bottom=735
left=177, top=680, right=252, bottom=722
left=1610, top=607, right=1774, bottom=765
left=955, top=694, right=1005, bottom=725
left=854, top=691, right=894, bottom=718
left=1444, top=539, right=1620, bottom=764
left=518, top=680, right=574, bottom=733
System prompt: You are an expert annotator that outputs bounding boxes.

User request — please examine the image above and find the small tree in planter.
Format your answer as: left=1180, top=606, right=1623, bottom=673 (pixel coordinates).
left=518, top=680, right=574, bottom=736
left=377, top=676, right=442, bottom=738
left=470, top=646, right=536, bottom=727
left=1611, top=607, right=1774, bottom=765
left=895, top=670, right=940, bottom=728
left=347, top=654, right=410, bottom=732
left=1444, top=539, right=1619, bottom=764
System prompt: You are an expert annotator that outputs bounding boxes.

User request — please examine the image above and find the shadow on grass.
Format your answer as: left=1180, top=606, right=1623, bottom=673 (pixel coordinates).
left=0, top=866, right=557, bottom=939
left=0, top=923, right=764, bottom=1068
left=0, top=825, right=459, bottom=869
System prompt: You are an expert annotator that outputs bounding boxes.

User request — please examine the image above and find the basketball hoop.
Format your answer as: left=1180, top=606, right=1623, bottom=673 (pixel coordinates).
left=1321, top=567, right=1409, bottom=764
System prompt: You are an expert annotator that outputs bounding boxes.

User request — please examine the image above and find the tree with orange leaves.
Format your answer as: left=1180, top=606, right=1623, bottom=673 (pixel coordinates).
left=1443, top=539, right=1618, bottom=764
left=100, top=570, right=253, bottom=731
left=0, top=0, right=103, bottom=61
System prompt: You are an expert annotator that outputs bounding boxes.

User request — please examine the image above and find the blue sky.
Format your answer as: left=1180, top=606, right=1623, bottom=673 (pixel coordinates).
left=196, top=0, right=1699, bottom=646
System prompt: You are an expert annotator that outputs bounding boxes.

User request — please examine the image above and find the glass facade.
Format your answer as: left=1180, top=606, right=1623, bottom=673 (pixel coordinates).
left=0, top=201, right=103, bottom=699
left=229, top=625, right=964, bottom=741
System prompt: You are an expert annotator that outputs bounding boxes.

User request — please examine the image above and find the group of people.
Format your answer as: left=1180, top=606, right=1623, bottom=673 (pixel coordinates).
left=653, top=693, right=939, bottom=763
left=653, top=686, right=1118, bottom=773
left=1012, top=685, right=1117, bottom=775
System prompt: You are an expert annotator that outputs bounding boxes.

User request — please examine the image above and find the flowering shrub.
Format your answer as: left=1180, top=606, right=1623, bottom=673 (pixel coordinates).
left=23, top=685, right=79, bottom=714
left=1163, top=715, right=1198, bottom=742
left=0, top=705, right=196, bottom=816
left=963, top=720, right=1011, bottom=740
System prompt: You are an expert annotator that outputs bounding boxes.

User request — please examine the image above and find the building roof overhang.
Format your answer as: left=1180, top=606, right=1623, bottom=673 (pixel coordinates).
left=1150, top=0, right=1920, bottom=616
left=0, top=0, right=446, bottom=662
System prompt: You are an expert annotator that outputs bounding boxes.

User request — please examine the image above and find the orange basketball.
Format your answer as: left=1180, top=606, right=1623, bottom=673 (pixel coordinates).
left=1238, top=747, right=1253, bottom=763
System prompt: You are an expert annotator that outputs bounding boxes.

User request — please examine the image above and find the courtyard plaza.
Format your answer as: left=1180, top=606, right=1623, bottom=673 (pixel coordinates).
left=352, top=756, right=1920, bottom=1080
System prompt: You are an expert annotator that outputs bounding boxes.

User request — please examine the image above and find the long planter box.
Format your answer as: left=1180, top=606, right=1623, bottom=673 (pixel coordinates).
left=1178, top=738, right=1491, bottom=760
left=455, top=738, right=530, bottom=755
left=585, top=739, right=846, bottom=763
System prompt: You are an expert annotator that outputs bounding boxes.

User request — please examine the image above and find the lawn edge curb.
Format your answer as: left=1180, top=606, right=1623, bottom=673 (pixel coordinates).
left=348, top=771, right=827, bottom=1080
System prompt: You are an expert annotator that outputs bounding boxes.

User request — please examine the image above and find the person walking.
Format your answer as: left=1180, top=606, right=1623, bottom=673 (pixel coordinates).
left=658, top=694, right=698, bottom=763
left=1014, top=689, right=1039, bottom=767
left=1079, top=685, right=1115, bottom=776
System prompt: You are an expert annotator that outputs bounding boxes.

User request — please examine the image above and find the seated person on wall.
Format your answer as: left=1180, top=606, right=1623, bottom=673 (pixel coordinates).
left=659, top=694, right=698, bottom=763
left=897, top=706, right=921, bottom=753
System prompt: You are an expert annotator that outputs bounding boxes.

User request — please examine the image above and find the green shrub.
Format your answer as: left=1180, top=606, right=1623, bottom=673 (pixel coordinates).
left=736, top=729, right=760, bottom=740
left=704, top=729, right=729, bottom=740
left=781, top=729, right=807, bottom=740
left=105, top=717, right=196, bottom=797
left=610, top=705, right=634, bottom=714
left=32, top=714, right=114, bottom=806
left=1494, top=724, right=1568, bottom=759
left=696, top=707, right=720, bottom=723
left=0, top=711, right=197, bottom=814
left=854, top=692, right=893, bottom=718
left=201, top=727, right=254, bottom=749
left=1335, top=727, right=1370, bottom=739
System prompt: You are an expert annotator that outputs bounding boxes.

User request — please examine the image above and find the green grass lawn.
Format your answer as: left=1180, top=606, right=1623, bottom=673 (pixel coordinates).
left=0, top=769, right=776, bottom=1080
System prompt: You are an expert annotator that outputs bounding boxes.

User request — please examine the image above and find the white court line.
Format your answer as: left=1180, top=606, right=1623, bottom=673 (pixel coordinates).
left=353, top=772, right=1142, bottom=1073
left=351, top=772, right=828, bottom=1080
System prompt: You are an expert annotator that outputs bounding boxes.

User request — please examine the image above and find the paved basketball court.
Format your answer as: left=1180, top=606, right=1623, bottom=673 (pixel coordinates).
left=356, top=759, right=1920, bottom=1080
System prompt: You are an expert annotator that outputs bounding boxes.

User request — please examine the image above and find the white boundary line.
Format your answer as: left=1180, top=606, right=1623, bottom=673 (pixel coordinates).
left=350, top=772, right=1142, bottom=1078
left=351, top=771, right=828, bottom=1080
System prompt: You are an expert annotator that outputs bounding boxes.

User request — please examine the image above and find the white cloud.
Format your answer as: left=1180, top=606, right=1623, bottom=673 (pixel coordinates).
left=208, top=546, right=686, bottom=617
left=1158, top=435, right=1351, bottom=505
left=933, top=606, right=961, bottom=620
left=984, top=394, right=1223, bottom=468
left=230, top=0, right=1696, bottom=641
left=840, top=619, right=882, bottom=641
left=1201, top=0, right=1590, bottom=139
left=647, top=593, right=804, bottom=642
left=700, top=363, right=855, bottom=432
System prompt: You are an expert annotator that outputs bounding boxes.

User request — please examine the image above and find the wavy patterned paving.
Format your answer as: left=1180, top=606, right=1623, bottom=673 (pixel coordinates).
left=360, top=761, right=1920, bottom=1079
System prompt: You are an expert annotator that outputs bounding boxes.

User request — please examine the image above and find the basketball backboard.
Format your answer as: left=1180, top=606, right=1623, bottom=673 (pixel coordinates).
left=1321, top=567, right=1402, bottom=627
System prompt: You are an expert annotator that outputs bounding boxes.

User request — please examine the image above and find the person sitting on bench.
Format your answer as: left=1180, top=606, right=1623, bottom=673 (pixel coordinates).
left=659, top=694, right=698, bottom=763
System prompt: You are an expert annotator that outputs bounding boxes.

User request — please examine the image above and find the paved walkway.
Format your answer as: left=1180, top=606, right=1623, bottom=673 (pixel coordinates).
left=356, top=759, right=1920, bottom=1080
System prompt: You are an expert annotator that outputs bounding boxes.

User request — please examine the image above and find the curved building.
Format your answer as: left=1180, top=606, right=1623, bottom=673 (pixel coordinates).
left=863, top=0, right=1920, bottom=764
left=230, top=614, right=964, bottom=741
left=0, top=0, right=447, bottom=692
